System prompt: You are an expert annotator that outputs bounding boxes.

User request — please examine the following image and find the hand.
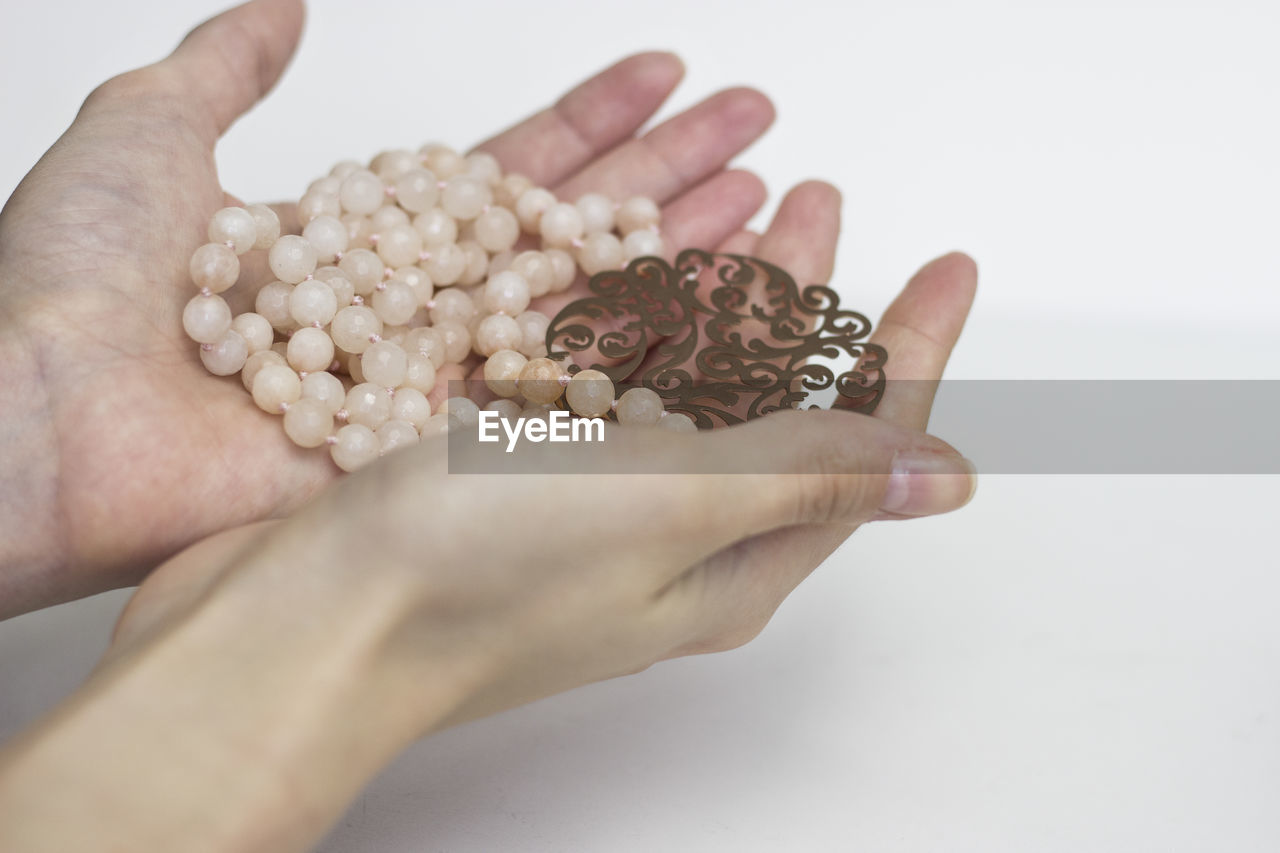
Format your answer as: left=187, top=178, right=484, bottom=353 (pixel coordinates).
left=0, top=0, right=794, bottom=615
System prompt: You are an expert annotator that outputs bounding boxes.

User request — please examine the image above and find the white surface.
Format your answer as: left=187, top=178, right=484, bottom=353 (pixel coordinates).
left=1, top=0, right=1278, bottom=850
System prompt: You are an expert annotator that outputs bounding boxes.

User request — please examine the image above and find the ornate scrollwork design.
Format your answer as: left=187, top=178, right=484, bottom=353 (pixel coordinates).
left=545, top=250, right=888, bottom=427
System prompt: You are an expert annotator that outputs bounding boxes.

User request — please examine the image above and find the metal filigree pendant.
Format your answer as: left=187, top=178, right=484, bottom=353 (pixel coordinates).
left=545, top=250, right=888, bottom=428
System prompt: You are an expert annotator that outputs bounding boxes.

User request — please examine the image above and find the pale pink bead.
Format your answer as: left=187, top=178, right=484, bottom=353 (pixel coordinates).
left=464, top=151, right=502, bottom=185
left=419, top=413, right=458, bottom=439
left=429, top=287, right=476, bottom=326
left=297, top=190, right=340, bottom=224
left=440, top=176, right=491, bottom=221
left=403, top=326, right=447, bottom=368
left=391, top=266, right=434, bottom=306
left=189, top=242, right=240, bottom=293
left=539, top=202, right=584, bottom=247
left=616, top=196, right=661, bottom=233
left=370, top=204, right=410, bottom=232
left=301, top=215, right=349, bottom=264
left=183, top=293, right=232, bottom=344
left=301, top=371, right=346, bottom=414
left=231, top=312, right=274, bottom=355
left=207, top=206, right=257, bottom=255
left=515, top=187, right=557, bottom=233
left=371, top=279, right=417, bottom=325
left=474, top=314, right=523, bottom=357
left=484, top=398, right=523, bottom=421
left=412, top=208, right=458, bottom=246
left=342, top=213, right=374, bottom=249
left=289, top=279, right=339, bottom=327
left=575, top=193, right=615, bottom=234
left=268, top=235, right=317, bottom=284
left=361, top=340, right=408, bottom=387
left=515, top=311, right=550, bottom=358
left=319, top=272, right=355, bottom=307
left=517, top=357, right=566, bottom=405
left=473, top=207, right=519, bottom=253
left=241, top=349, right=286, bottom=392
left=483, top=349, right=528, bottom=398
left=390, top=387, right=431, bottom=429
left=434, top=321, right=472, bottom=364
left=544, top=248, right=577, bottom=292
left=338, top=248, right=384, bottom=297
left=438, top=396, right=480, bottom=428
left=247, top=204, right=281, bottom=250
left=577, top=232, right=624, bottom=276
left=286, top=326, right=335, bottom=373
left=622, top=229, right=664, bottom=261
left=339, top=169, right=385, bottom=216
left=330, top=305, right=383, bottom=354
left=423, top=242, right=466, bottom=285
left=283, top=398, right=335, bottom=448
left=377, top=419, right=420, bottom=454
left=422, top=144, right=467, bottom=178
left=371, top=149, right=418, bottom=182
left=403, top=353, right=437, bottom=395
left=566, top=369, right=614, bottom=418
left=255, top=281, right=296, bottom=332
left=199, top=329, right=248, bottom=376
left=373, top=223, right=421, bottom=268
left=309, top=176, right=341, bottom=196
left=658, top=412, right=697, bottom=433
left=344, top=383, right=393, bottom=429
left=331, top=159, right=362, bottom=180
left=330, top=423, right=379, bottom=472
left=495, top=172, right=533, bottom=208
left=616, top=387, right=664, bottom=426
left=482, top=270, right=531, bottom=315
left=457, top=240, right=489, bottom=285
left=394, top=167, right=440, bottom=213
left=251, top=363, right=301, bottom=414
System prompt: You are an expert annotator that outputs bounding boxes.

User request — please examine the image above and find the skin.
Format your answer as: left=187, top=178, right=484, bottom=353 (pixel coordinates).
left=0, top=0, right=979, bottom=849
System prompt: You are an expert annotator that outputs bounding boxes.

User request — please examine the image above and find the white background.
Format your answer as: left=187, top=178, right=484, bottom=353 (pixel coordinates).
left=1, top=0, right=1277, bottom=850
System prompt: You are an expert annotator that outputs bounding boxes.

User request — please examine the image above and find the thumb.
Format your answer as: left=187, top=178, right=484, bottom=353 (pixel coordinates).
left=160, top=0, right=304, bottom=145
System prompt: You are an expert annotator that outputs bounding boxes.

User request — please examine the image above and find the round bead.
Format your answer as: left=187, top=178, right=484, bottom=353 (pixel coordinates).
left=440, top=176, right=491, bottom=220
left=345, top=383, right=393, bottom=429
left=495, top=172, right=533, bottom=208
left=331, top=424, right=379, bottom=472
left=247, top=204, right=281, bottom=250
left=208, top=206, right=257, bottom=254
left=321, top=273, right=355, bottom=308
left=289, top=279, right=339, bottom=327
left=183, top=293, right=232, bottom=344
left=474, top=314, right=523, bottom=357
left=394, top=167, right=440, bottom=213
left=241, top=349, right=286, bottom=392
left=517, top=357, right=566, bottom=405
left=577, top=232, right=624, bottom=276
left=286, top=326, right=335, bottom=373
left=377, top=419, right=420, bottom=454
left=623, top=229, right=664, bottom=261
left=438, top=396, right=480, bottom=428
left=301, top=215, right=348, bottom=264
left=474, top=206, right=519, bottom=253
left=298, top=189, right=340, bottom=224
left=330, top=305, right=383, bottom=354
left=251, top=363, right=301, bottom=413
left=376, top=223, right=423, bottom=268
left=484, top=398, right=523, bottom=421
left=422, top=144, right=466, bottom=178
left=544, top=248, right=577, bottom=292
left=254, top=281, right=295, bottom=332
left=403, top=326, right=447, bottom=368
left=434, top=321, right=472, bottom=364
left=309, top=176, right=341, bottom=196
left=616, top=387, right=664, bottom=426
left=390, top=387, right=432, bottom=430
left=371, top=279, right=418, bottom=325
left=371, top=149, right=418, bottom=183
left=483, top=349, right=528, bottom=398
left=361, top=340, right=408, bottom=388
left=339, top=170, right=385, bottom=216
left=412, top=208, right=458, bottom=246
left=301, top=371, right=346, bottom=414
left=658, top=412, right=697, bottom=433
left=422, top=242, right=466, bottom=285
left=419, top=413, right=459, bottom=439
left=514, top=311, right=550, bottom=358
left=403, top=353, right=437, bottom=395
left=268, top=235, right=317, bottom=284
left=199, top=329, right=248, bottom=376
left=508, top=251, right=555, bottom=298
left=391, top=266, right=434, bottom=306
left=575, top=193, right=615, bottom=234
left=515, top=187, right=556, bottom=233
left=429, top=287, right=476, bottom=326
left=231, top=312, right=274, bottom=355
left=538, top=202, right=584, bottom=247
left=331, top=160, right=362, bottom=180
left=338, top=248, right=384, bottom=297
left=465, top=151, right=502, bottom=184
left=283, top=398, right=335, bottom=448
left=616, top=196, right=661, bottom=233
left=457, top=240, right=489, bottom=285
left=565, top=369, right=614, bottom=418
left=370, top=204, right=410, bottom=233
left=482, top=270, right=531, bottom=316
left=189, top=243, right=240, bottom=293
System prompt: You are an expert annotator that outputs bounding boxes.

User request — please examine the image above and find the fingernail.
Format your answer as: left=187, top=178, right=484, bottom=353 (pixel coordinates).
left=880, top=451, right=978, bottom=517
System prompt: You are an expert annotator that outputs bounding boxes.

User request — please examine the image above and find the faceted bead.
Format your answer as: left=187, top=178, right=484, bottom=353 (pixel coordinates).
left=361, top=340, right=408, bottom=388
left=474, top=313, right=522, bottom=356
left=616, top=387, right=664, bottom=426
left=183, top=293, right=232, bottom=344
left=268, top=235, right=317, bottom=284
left=483, top=349, right=528, bottom=398
left=344, top=383, right=393, bottom=429
left=199, top=329, right=248, bottom=376
left=208, top=206, right=258, bottom=254
left=289, top=279, right=339, bottom=327
left=251, top=363, right=301, bottom=413
left=616, top=196, right=661, bottom=233
left=301, top=215, right=348, bottom=264
left=283, top=398, right=335, bottom=448
left=189, top=242, right=240, bottom=292
left=247, top=203, right=281, bottom=250
left=231, top=312, right=274, bottom=355
left=330, top=423, right=379, bottom=471
left=330, top=305, right=383, bottom=354
left=286, top=326, right=335, bottom=373
left=565, top=369, right=614, bottom=418
left=517, top=357, right=566, bottom=405
left=377, top=419, right=420, bottom=454
left=300, top=371, right=346, bottom=413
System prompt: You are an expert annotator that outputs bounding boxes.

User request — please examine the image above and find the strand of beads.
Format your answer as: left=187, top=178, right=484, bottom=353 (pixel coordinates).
left=182, top=143, right=696, bottom=472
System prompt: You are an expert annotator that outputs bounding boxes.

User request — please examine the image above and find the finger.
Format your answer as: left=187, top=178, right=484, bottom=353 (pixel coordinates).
left=552, top=88, right=775, bottom=204
left=716, top=229, right=761, bottom=255
left=161, top=0, right=305, bottom=146
left=472, top=52, right=685, bottom=187
left=752, top=180, right=842, bottom=283
left=660, top=170, right=767, bottom=254
left=867, top=252, right=978, bottom=431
